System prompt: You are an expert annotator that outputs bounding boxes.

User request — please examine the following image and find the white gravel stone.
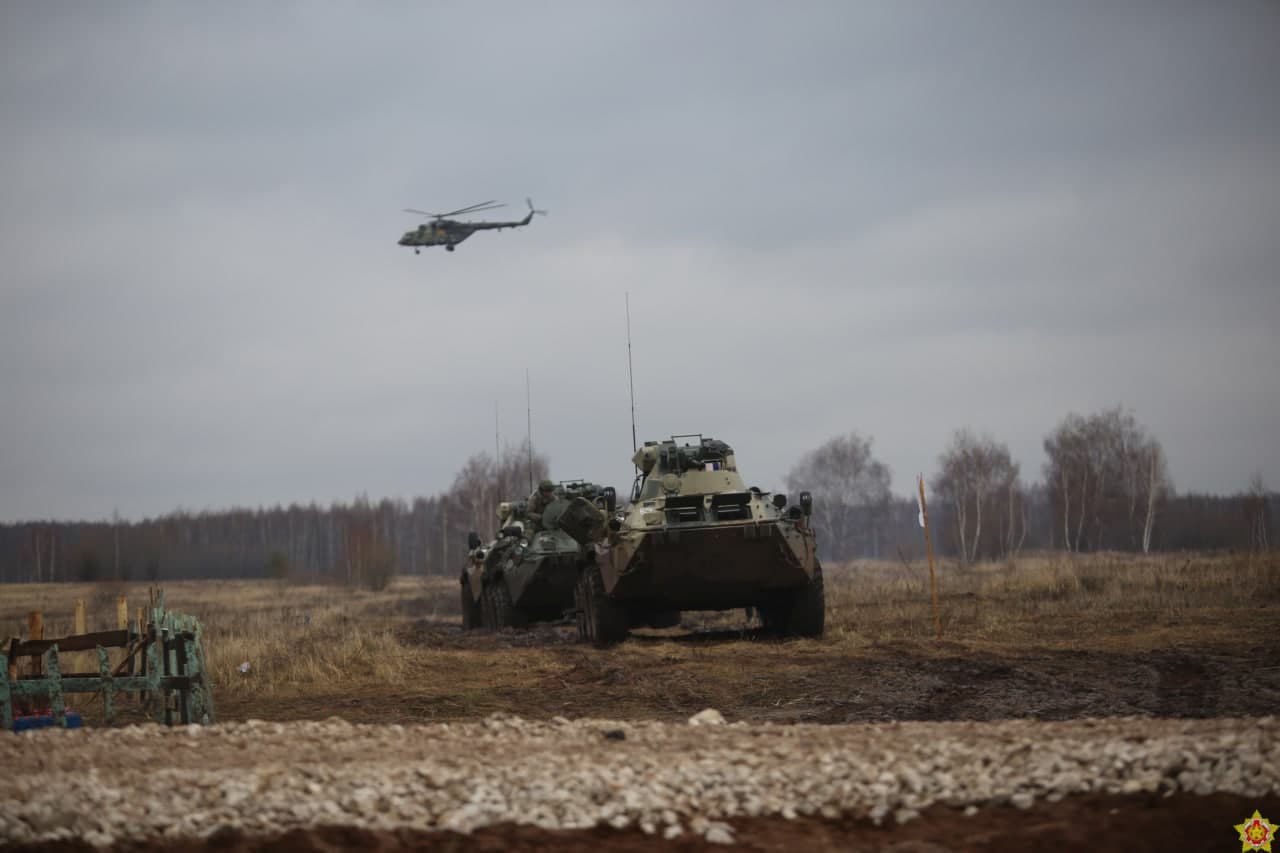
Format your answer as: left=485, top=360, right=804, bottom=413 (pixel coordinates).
left=688, top=708, right=727, bottom=726
left=0, top=715, right=1275, bottom=846
left=704, top=824, right=735, bottom=844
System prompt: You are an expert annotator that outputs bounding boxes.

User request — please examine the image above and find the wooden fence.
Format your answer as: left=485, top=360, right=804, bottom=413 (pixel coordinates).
left=1, top=589, right=215, bottom=731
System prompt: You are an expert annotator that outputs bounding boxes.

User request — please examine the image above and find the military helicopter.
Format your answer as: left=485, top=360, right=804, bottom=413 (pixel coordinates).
left=398, top=198, right=546, bottom=253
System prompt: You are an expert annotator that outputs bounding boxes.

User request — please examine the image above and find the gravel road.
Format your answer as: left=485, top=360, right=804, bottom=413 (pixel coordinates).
left=2, top=713, right=1276, bottom=849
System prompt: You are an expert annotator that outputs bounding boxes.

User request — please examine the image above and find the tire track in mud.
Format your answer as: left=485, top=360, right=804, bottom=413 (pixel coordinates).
left=259, top=620, right=1280, bottom=727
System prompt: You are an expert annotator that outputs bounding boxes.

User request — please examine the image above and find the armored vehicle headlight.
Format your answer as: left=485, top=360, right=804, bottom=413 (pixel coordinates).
left=771, top=493, right=787, bottom=509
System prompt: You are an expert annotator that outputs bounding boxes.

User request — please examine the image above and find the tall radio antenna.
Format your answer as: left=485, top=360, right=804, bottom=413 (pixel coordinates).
left=525, top=368, right=534, bottom=494
left=626, top=292, right=638, bottom=453
left=494, top=400, right=500, bottom=464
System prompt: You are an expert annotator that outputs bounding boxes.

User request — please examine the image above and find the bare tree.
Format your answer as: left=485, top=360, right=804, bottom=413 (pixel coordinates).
left=786, top=432, right=891, bottom=561
left=447, top=439, right=549, bottom=545
left=1001, top=470, right=1029, bottom=558
left=1044, top=406, right=1170, bottom=552
left=1245, top=473, right=1271, bottom=552
left=934, top=430, right=1019, bottom=563
left=1139, top=440, right=1170, bottom=553
left=1045, top=413, right=1089, bottom=552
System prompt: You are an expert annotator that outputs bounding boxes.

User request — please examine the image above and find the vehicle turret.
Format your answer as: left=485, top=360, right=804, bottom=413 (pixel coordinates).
left=576, top=435, right=824, bottom=646
left=459, top=480, right=616, bottom=632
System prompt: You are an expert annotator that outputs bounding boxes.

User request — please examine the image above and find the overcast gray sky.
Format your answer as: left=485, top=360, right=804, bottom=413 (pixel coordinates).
left=2, top=2, right=1277, bottom=522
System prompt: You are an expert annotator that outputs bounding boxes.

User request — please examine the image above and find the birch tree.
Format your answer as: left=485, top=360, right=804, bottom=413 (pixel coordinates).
left=1245, top=474, right=1271, bottom=552
left=934, top=430, right=1019, bottom=563
left=785, top=432, right=891, bottom=561
left=447, top=440, right=549, bottom=543
left=1140, top=440, right=1169, bottom=553
left=1044, top=406, right=1170, bottom=552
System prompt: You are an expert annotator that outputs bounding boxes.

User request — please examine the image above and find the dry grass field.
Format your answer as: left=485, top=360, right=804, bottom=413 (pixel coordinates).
left=4, top=552, right=1278, bottom=852
left=3, top=550, right=1276, bottom=727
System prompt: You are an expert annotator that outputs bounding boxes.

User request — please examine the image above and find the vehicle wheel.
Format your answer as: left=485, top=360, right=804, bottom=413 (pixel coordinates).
left=479, top=581, right=496, bottom=628
left=575, top=563, right=627, bottom=647
left=762, top=562, right=825, bottom=638
left=483, top=580, right=520, bottom=630
left=460, top=576, right=481, bottom=631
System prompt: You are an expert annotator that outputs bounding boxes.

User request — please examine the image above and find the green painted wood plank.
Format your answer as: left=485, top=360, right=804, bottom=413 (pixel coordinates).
left=0, top=652, right=12, bottom=731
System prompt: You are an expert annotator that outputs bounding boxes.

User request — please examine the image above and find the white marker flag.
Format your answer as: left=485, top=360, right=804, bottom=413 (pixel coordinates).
left=916, top=479, right=925, bottom=528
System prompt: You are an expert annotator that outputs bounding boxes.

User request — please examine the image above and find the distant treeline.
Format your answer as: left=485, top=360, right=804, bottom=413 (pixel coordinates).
left=1, top=442, right=552, bottom=587
left=0, top=488, right=1272, bottom=586
left=1, top=409, right=1275, bottom=583
left=813, top=488, right=1277, bottom=564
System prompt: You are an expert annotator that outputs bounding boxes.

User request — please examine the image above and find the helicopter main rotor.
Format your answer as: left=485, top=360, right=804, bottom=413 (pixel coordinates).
left=403, top=200, right=507, bottom=220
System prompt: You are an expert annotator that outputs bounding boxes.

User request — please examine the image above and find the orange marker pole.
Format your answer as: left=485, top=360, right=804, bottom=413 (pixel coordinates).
left=918, top=476, right=941, bottom=641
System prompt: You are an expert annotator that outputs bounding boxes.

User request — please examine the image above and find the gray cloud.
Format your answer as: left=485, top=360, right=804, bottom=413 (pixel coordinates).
left=2, top=2, right=1277, bottom=520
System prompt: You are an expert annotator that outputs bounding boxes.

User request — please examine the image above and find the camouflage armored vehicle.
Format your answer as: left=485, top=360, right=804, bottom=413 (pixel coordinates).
left=576, top=435, right=823, bottom=646
left=460, top=481, right=616, bottom=631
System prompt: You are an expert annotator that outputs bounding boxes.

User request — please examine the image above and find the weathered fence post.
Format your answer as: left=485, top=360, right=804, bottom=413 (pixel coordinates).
left=27, top=612, right=43, bottom=677
left=98, top=647, right=115, bottom=724
left=74, top=600, right=88, bottom=672
left=2, top=592, right=214, bottom=731
left=0, top=651, right=11, bottom=731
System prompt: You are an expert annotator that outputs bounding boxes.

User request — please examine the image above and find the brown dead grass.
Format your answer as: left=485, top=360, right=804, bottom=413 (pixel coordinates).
left=824, top=549, right=1278, bottom=653
left=2, top=551, right=1276, bottom=723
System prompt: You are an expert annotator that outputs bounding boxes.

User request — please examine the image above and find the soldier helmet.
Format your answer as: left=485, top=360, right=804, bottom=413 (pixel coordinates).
left=539, top=479, right=555, bottom=492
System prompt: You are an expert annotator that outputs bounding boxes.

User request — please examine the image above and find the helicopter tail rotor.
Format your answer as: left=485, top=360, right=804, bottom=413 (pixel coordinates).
left=526, top=198, right=548, bottom=217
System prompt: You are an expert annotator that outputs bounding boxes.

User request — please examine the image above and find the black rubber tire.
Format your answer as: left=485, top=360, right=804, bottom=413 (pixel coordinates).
left=479, top=581, right=495, bottom=628
left=575, top=563, right=628, bottom=647
left=482, top=580, right=519, bottom=630
left=762, top=563, right=825, bottom=638
left=460, top=576, right=481, bottom=631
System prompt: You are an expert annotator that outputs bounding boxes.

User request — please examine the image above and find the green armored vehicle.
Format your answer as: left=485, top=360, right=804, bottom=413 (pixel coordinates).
left=575, top=435, right=824, bottom=646
left=460, top=480, right=616, bottom=630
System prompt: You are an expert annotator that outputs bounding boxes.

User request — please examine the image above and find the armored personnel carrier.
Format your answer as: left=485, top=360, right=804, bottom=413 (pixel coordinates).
left=460, top=481, right=616, bottom=631
left=576, top=435, right=823, bottom=646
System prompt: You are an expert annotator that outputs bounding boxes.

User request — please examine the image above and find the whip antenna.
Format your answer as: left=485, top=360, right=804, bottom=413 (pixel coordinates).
left=626, top=292, right=638, bottom=453
left=525, top=368, right=534, bottom=494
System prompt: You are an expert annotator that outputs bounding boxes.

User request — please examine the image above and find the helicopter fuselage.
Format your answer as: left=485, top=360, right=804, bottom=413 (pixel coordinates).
left=398, top=222, right=473, bottom=251
left=399, top=202, right=539, bottom=253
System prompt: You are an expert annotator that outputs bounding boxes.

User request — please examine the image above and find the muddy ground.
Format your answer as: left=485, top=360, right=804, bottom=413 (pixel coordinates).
left=7, top=617, right=1277, bottom=852
left=216, top=619, right=1280, bottom=726
left=197, top=622, right=1280, bottom=851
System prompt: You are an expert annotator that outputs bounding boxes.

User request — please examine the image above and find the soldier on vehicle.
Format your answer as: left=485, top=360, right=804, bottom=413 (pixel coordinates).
left=526, top=479, right=557, bottom=531
left=495, top=501, right=524, bottom=537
